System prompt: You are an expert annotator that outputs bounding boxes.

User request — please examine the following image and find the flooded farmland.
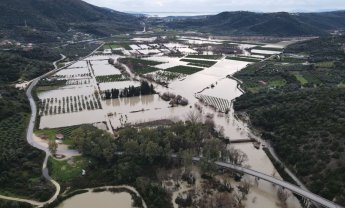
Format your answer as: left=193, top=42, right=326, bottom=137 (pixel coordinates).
left=36, top=37, right=302, bottom=208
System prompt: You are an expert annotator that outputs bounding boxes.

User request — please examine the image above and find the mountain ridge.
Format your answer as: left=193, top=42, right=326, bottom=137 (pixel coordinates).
left=159, top=10, right=345, bottom=36
left=0, top=0, right=142, bottom=42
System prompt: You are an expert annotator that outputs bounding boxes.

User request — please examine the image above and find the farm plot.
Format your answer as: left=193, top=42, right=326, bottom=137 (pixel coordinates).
left=147, top=70, right=186, bottom=83
left=195, top=94, right=231, bottom=113
left=54, top=67, right=91, bottom=77
left=165, top=65, right=204, bottom=75
left=186, top=55, right=223, bottom=60
left=180, top=59, right=217, bottom=67
left=91, top=60, right=122, bottom=76
left=96, top=74, right=129, bottom=83
left=98, top=81, right=141, bottom=91
left=177, top=48, right=198, bottom=54
left=38, top=93, right=102, bottom=116
left=35, top=125, right=82, bottom=145
left=67, top=61, right=88, bottom=69
left=226, top=56, right=261, bottom=62
left=251, top=49, right=282, bottom=55
left=119, top=58, right=164, bottom=74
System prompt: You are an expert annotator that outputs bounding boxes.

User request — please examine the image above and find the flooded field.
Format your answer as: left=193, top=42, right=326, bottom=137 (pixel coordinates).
left=57, top=191, right=132, bottom=208
left=37, top=36, right=302, bottom=208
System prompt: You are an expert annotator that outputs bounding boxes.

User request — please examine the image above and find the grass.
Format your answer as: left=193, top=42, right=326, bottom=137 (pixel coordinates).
left=136, top=66, right=161, bottom=74
left=277, top=57, right=306, bottom=63
left=180, top=59, right=217, bottom=67
left=252, top=46, right=283, bottom=52
left=165, top=65, right=203, bottom=75
left=226, top=56, right=261, bottom=62
left=315, top=61, right=334, bottom=68
left=185, top=55, right=222, bottom=60
left=294, top=73, right=308, bottom=85
left=96, top=75, right=129, bottom=83
left=35, top=125, right=81, bottom=145
left=121, top=58, right=164, bottom=66
left=269, top=80, right=286, bottom=88
left=48, top=156, right=87, bottom=182
left=103, top=43, right=129, bottom=50
left=338, top=82, right=345, bottom=88
left=119, top=58, right=163, bottom=74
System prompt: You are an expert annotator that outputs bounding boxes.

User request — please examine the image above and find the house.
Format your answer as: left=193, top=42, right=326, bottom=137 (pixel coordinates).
left=55, top=133, right=64, bottom=140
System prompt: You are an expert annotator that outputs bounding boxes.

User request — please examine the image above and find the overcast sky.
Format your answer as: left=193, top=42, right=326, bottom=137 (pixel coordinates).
left=83, top=0, right=345, bottom=13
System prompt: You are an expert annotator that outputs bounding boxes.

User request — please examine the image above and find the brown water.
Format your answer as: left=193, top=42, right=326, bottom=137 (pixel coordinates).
left=39, top=50, right=302, bottom=208
left=57, top=191, right=132, bottom=208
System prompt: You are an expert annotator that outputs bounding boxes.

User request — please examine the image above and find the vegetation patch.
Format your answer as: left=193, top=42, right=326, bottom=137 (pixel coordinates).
left=293, top=73, right=308, bottom=85
left=165, top=65, right=203, bottom=75
left=252, top=46, right=283, bottom=52
left=102, top=81, right=155, bottom=99
left=119, top=58, right=163, bottom=74
left=185, top=55, right=222, bottom=60
left=35, top=125, right=82, bottom=145
left=96, top=74, right=129, bottom=83
left=226, top=56, right=261, bottom=62
left=0, top=114, right=55, bottom=201
left=180, top=59, right=217, bottom=67
left=48, top=156, right=87, bottom=182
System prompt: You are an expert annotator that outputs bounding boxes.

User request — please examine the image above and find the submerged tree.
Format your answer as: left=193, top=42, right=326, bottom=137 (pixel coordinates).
left=48, top=140, right=58, bottom=155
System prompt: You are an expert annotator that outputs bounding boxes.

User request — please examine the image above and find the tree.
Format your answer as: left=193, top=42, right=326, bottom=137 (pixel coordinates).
left=228, top=147, right=248, bottom=166
left=48, top=140, right=58, bottom=155
left=277, top=187, right=290, bottom=208
left=186, top=110, right=202, bottom=124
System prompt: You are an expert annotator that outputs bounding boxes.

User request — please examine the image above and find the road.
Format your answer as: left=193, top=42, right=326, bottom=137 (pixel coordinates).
left=0, top=44, right=104, bottom=207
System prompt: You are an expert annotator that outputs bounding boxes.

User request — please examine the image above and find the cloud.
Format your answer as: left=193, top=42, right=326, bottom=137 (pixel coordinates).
left=83, top=0, right=345, bottom=13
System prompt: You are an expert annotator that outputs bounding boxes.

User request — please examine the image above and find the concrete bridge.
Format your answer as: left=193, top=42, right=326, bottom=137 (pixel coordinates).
left=191, top=157, right=343, bottom=208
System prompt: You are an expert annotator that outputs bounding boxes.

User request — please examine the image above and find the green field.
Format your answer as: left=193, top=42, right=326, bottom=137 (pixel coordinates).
left=269, top=79, right=286, bottom=88
left=119, top=58, right=164, bottom=74
left=185, top=55, right=223, bottom=60
left=35, top=125, right=81, bottom=145
left=226, top=56, right=261, bottom=62
left=96, top=74, right=129, bottom=83
left=48, top=156, right=86, bottom=182
left=165, top=65, right=203, bottom=75
left=252, top=46, right=283, bottom=52
left=180, top=59, right=217, bottom=67
left=294, top=73, right=308, bottom=85
left=315, top=61, right=335, bottom=68
left=338, top=82, right=345, bottom=88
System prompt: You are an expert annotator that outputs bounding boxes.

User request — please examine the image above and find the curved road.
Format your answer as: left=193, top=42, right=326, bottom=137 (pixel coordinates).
left=0, top=45, right=103, bottom=207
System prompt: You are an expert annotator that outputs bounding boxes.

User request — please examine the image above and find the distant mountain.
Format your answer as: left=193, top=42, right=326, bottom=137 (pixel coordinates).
left=160, top=11, right=345, bottom=36
left=0, top=0, right=142, bottom=42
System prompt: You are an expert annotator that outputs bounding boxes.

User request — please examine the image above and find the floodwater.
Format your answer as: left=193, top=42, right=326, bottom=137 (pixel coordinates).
left=57, top=191, right=132, bottom=208
left=38, top=40, right=302, bottom=208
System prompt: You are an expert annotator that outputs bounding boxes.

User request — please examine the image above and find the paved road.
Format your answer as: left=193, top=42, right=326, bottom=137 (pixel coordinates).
left=0, top=46, right=103, bottom=206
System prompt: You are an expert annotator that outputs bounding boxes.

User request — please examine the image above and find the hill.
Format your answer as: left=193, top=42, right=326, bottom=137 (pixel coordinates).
left=159, top=11, right=345, bottom=36
left=233, top=36, right=345, bottom=205
left=0, top=0, right=142, bottom=42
